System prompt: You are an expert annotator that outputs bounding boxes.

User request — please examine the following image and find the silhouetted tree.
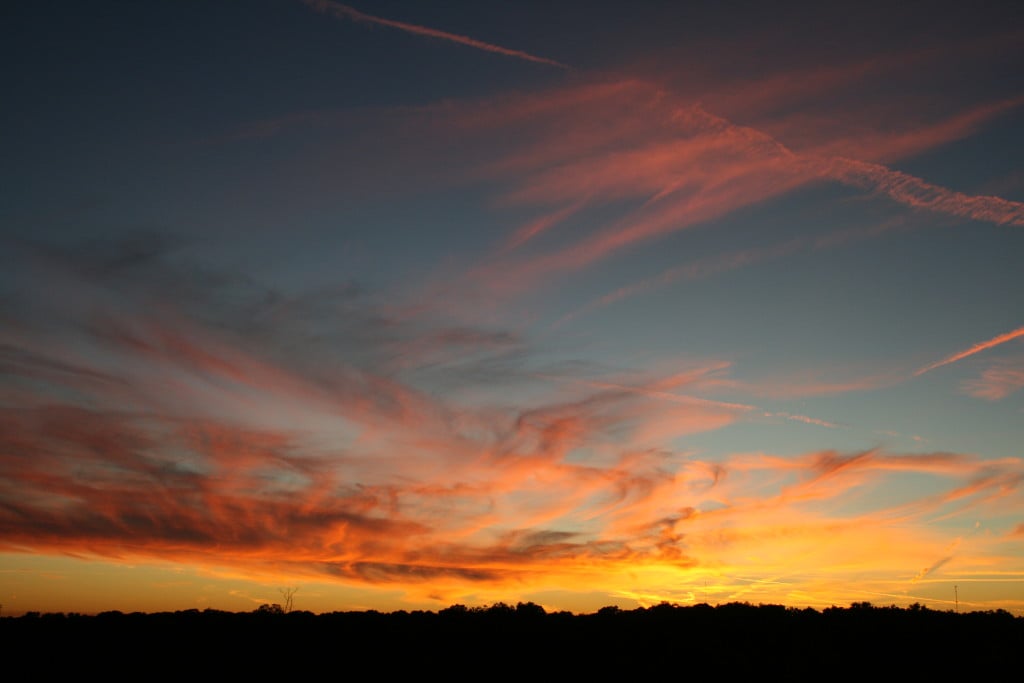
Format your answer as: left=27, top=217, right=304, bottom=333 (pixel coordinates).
left=256, top=603, right=284, bottom=615
left=486, top=601, right=515, bottom=616
left=279, top=587, right=298, bottom=613
left=515, top=601, right=546, bottom=617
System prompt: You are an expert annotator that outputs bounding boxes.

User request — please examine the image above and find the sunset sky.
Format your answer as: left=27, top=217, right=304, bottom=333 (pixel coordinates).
left=2, top=0, right=1023, bottom=617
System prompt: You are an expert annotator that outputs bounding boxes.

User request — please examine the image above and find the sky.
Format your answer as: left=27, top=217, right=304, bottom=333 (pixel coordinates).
left=1, top=0, right=1023, bottom=617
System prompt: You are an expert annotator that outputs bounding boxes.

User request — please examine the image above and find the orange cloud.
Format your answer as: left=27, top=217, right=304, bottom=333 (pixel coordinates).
left=4, top=375, right=1022, bottom=613
left=3, top=309, right=759, bottom=589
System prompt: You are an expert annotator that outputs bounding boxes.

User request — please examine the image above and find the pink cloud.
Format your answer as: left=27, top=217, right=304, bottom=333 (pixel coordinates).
left=216, top=75, right=1023, bottom=319
left=500, top=198, right=591, bottom=252
left=441, top=83, right=1024, bottom=301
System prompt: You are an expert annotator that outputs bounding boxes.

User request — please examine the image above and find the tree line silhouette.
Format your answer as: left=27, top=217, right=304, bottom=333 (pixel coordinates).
left=4, top=600, right=1019, bottom=678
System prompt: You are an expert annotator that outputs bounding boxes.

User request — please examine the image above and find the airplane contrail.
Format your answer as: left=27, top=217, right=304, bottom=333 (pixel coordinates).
left=301, top=0, right=570, bottom=69
left=915, top=324, right=1024, bottom=376
left=827, top=157, right=1024, bottom=227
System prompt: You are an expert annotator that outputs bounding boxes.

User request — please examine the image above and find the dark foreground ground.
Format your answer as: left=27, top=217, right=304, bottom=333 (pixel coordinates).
left=4, top=601, right=1020, bottom=678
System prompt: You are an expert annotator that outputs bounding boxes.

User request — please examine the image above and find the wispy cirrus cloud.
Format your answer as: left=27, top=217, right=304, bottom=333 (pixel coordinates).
left=301, top=0, right=569, bottom=69
left=692, top=367, right=903, bottom=401
left=211, top=69, right=1023, bottom=317
left=553, top=237, right=808, bottom=329
left=962, top=357, right=1024, bottom=400
left=411, top=80, right=1024, bottom=305
left=765, top=412, right=842, bottom=429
